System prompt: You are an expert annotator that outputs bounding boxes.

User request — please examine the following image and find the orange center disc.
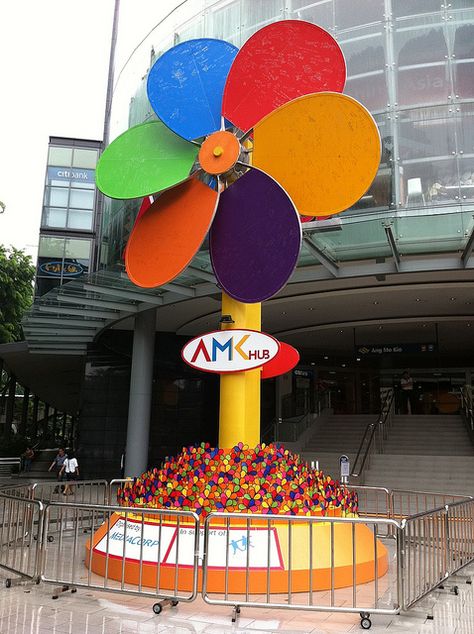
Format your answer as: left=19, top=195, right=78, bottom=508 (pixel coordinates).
left=198, top=131, right=240, bottom=175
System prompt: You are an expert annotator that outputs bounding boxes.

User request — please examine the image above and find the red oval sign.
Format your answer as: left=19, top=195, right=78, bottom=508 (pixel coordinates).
left=261, top=342, right=300, bottom=379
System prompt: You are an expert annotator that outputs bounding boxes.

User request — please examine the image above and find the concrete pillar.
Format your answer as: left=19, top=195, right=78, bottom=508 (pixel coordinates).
left=20, top=386, right=30, bottom=436
left=124, top=308, right=156, bottom=477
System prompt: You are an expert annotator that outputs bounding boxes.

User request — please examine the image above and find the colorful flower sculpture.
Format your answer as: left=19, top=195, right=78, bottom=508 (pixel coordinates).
left=96, top=21, right=381, bottom=303
left=117, top=443, right=358, bottom=519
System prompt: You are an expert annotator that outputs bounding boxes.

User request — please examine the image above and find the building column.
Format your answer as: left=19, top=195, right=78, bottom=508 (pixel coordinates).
left=124, top=308, right=156, bottom=477
left=20, top=386, right=30, bottom=437
left=4, top=374, right=16, bottom=440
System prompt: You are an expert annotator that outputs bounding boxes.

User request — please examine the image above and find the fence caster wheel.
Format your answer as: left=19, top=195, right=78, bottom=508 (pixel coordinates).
left=5, top=579, right=11, bottom=588
left=52, top=595, right=58, bottom=600
left=454, top=585, right=459, bottom=596
left=361, top=617, right=372, bottom=629
left=171, top=600, right=179, bottom=606
left=71, top=588, right=77, bottom=594
left=152, top=603, right=162, bottom=615
left=47, top=536, right=54, bottom=543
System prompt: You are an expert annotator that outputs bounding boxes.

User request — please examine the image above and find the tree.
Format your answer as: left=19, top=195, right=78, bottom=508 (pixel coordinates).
left=0, top=246, right=35, bottom=343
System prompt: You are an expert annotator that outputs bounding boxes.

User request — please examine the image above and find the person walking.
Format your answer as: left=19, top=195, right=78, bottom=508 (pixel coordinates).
left=60, top=451, right=80, bottom=495
left=48, top=448, right=67, bottom=492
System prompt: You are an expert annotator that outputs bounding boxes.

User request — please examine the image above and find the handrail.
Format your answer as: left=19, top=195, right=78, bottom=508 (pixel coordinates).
left=460, top=385, right=474, bottom=439
left=351, top=388, right=395, bottom=480
left=261, top=411, right=313, bottom=444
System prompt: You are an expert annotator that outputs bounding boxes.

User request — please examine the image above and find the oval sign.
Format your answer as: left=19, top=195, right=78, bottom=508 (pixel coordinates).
left=261, top=342, right=300, bottom=379
left=182, top=329, right=280, bottom=374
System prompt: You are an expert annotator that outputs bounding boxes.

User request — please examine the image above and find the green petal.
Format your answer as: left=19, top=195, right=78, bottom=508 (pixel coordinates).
left=96, top=121, right=199, bottom=199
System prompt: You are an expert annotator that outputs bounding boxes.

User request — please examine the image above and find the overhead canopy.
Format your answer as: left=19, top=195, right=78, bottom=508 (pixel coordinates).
left=0, top=341, right=84, bottom=412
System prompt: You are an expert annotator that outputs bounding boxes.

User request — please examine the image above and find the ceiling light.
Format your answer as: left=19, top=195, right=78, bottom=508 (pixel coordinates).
left=324, top=355, right=329, bottom=360
left=415, top=298, right=421, bottom=302
left=282, top=311, right=287, bottom=315
left=310, top=362, right=315, bottom=366
left=450, top=297, right=456, bottom=301
left=373, top=301, right=379, bottom=305
left=356, top=357, right=361, bottom=361
left=341, top=363, right=346, bottom=368
left=378, top=325, right=383, bottom=330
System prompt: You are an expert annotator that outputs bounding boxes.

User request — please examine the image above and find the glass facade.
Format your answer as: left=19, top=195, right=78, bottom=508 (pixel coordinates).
left=43, top=146, right=98, bottom=231
left=36, top=139, right=101, bottom=297
left=36, top=235, right=92, bottom=297
left=100, top=0, right=474, bottom=271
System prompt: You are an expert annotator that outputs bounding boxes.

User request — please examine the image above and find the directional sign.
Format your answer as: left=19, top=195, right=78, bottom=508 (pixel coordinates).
left=182, top=329, right=280, bottom=374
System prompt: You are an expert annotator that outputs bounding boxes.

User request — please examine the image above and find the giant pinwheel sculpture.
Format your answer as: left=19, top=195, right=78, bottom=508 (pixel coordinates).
left=96, top=21, right=380, bottom=303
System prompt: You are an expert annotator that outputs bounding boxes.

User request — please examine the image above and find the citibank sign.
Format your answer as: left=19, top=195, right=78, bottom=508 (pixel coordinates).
left=182, top=329, right=280, bottom=374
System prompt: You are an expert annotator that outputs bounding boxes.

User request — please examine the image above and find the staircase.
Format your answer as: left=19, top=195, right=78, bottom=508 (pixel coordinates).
left=363, top=414, right=474, bottom=495
left=18, top=449, right=58, bottom=480
left=300, top=413, right=474, bottom=495
left=300, top=414, right=376, bottom=479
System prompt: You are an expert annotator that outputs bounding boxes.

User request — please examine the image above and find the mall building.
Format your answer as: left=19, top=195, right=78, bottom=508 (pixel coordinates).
left=1, top=0, right=474, bottom=482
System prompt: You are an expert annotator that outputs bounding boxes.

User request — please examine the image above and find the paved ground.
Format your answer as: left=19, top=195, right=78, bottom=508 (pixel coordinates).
left=1, top=564, right=474, bottom=634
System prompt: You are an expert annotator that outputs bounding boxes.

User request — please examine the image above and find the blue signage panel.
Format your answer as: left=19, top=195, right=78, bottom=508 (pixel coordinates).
left=48, top=166, right=95, bottom=184
left=356, top=343, right=436, bottom=356
left=39, top=261, right=85, bottom=277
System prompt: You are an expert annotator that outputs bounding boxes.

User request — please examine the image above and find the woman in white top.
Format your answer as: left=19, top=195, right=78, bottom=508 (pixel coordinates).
left=60, top=452, right=80, bottom=495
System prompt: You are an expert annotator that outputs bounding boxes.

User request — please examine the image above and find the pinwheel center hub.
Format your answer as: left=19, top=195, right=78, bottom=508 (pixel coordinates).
left=199, top=131, right=240, bottom=175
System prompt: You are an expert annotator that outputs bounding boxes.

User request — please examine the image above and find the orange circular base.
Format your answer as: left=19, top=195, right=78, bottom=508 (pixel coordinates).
left=86, top=513, right=388, bottom=593
left=198, top=131, right=240, bottom=174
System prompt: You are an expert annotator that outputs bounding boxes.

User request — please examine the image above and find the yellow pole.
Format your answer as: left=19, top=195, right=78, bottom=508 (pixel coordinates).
left=218, top=293, right=261, bottom=448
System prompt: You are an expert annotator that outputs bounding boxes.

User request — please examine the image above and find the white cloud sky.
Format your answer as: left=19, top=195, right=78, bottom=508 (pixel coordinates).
left=0, top=0, right=182, bottom=261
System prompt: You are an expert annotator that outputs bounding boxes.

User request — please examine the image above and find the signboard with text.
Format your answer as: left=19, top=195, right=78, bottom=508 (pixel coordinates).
left=182, top=329, right=280, bottom=374
left=356, top=343, right=436, bottom=356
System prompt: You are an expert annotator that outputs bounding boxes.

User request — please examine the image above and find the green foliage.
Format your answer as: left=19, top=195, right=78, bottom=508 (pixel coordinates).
left=0, top=245, right=35, bottom=343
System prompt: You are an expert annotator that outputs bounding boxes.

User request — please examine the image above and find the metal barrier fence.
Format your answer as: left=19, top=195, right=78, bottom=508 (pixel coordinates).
left=1, top=480, right=474, bottom=628
left=41, top=502, right=200, bottom=607
left=202, top=511, right=401, bottom=626
left=0, top=493, right=43, bottom=585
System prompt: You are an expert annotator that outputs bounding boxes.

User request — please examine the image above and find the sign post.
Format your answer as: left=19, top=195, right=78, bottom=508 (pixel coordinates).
left=339, top=454, right=350, bottom=485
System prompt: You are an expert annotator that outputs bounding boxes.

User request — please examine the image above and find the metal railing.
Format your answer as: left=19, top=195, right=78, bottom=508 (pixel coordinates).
left=261, top=412, right=313, bottom=444
left=460, top=386, right=474, bottom=440
left=41, top=502, right=200, bottom=605
left=202, top=511, right=401, bottom=624
left=0, top=457, right=21, bottom=476
left=351, top=388, right=395, bottom=480
left=0, top=493, right=44, bottom=585
left=1, top=479, right=474, bottom=627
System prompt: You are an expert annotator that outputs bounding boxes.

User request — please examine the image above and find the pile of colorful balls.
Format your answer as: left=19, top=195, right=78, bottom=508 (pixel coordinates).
left=117, top=442, right=358, bottom=518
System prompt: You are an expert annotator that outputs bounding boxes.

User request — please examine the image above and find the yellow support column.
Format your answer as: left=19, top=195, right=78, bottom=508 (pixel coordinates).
left=218, top=293, right=261, bottom=448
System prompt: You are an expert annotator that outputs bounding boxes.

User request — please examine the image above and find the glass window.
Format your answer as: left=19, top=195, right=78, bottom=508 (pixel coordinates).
left=36, top=277, right=60, bottom=297
left=48, top=146, right=72, bottom=166
left=46, top=186, right=68, bottom=208
left=69, top=188, right=95, bottom=209
left=335, top=0, right=384, bottom=31
left=398, top=108, right=458, bottom=206
left=452, top=17, right=474, bottom=99
left=392, top=0, right=444, bottom=19
left=43, top=207, right=67, bottom=228
left=290, top=1, right=334, bottom=32
left=64, top=238, right=91, bottom=260
left=341, top=26, right=387, bottom=111
left=72, top=148, right=98, bottom=169
left=38, top=236, right=65, bottom=258
left=68, top=209, right=93, bottom=230
left=456, top=105, right=474, bottom=203
left=395, top=18, right=450, bottom=107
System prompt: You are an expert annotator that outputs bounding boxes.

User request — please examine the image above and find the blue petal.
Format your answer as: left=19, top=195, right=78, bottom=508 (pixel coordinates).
left=147, top=38, right=239, bottom=142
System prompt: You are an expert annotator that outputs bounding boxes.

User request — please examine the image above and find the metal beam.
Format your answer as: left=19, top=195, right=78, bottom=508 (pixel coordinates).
left=57, top=293, right=138, bottom=313
left=82, top=283, right=164, bottom=306
left=29, top=349, right=86, bottom=356
left=24, top=327, right=98, bottom=336
left=461, top=220, right=474, bottom=267
left=23, top=317, right=105, bottom=328
left=161, top=282, right=196, bottom=297
left=384, top=223, right=401, bottom=272
left=186, top=266, right=216, bottom=283
left=302, top=237, right=339, bottom=277
left=37, top=305, right=113, bottom=319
